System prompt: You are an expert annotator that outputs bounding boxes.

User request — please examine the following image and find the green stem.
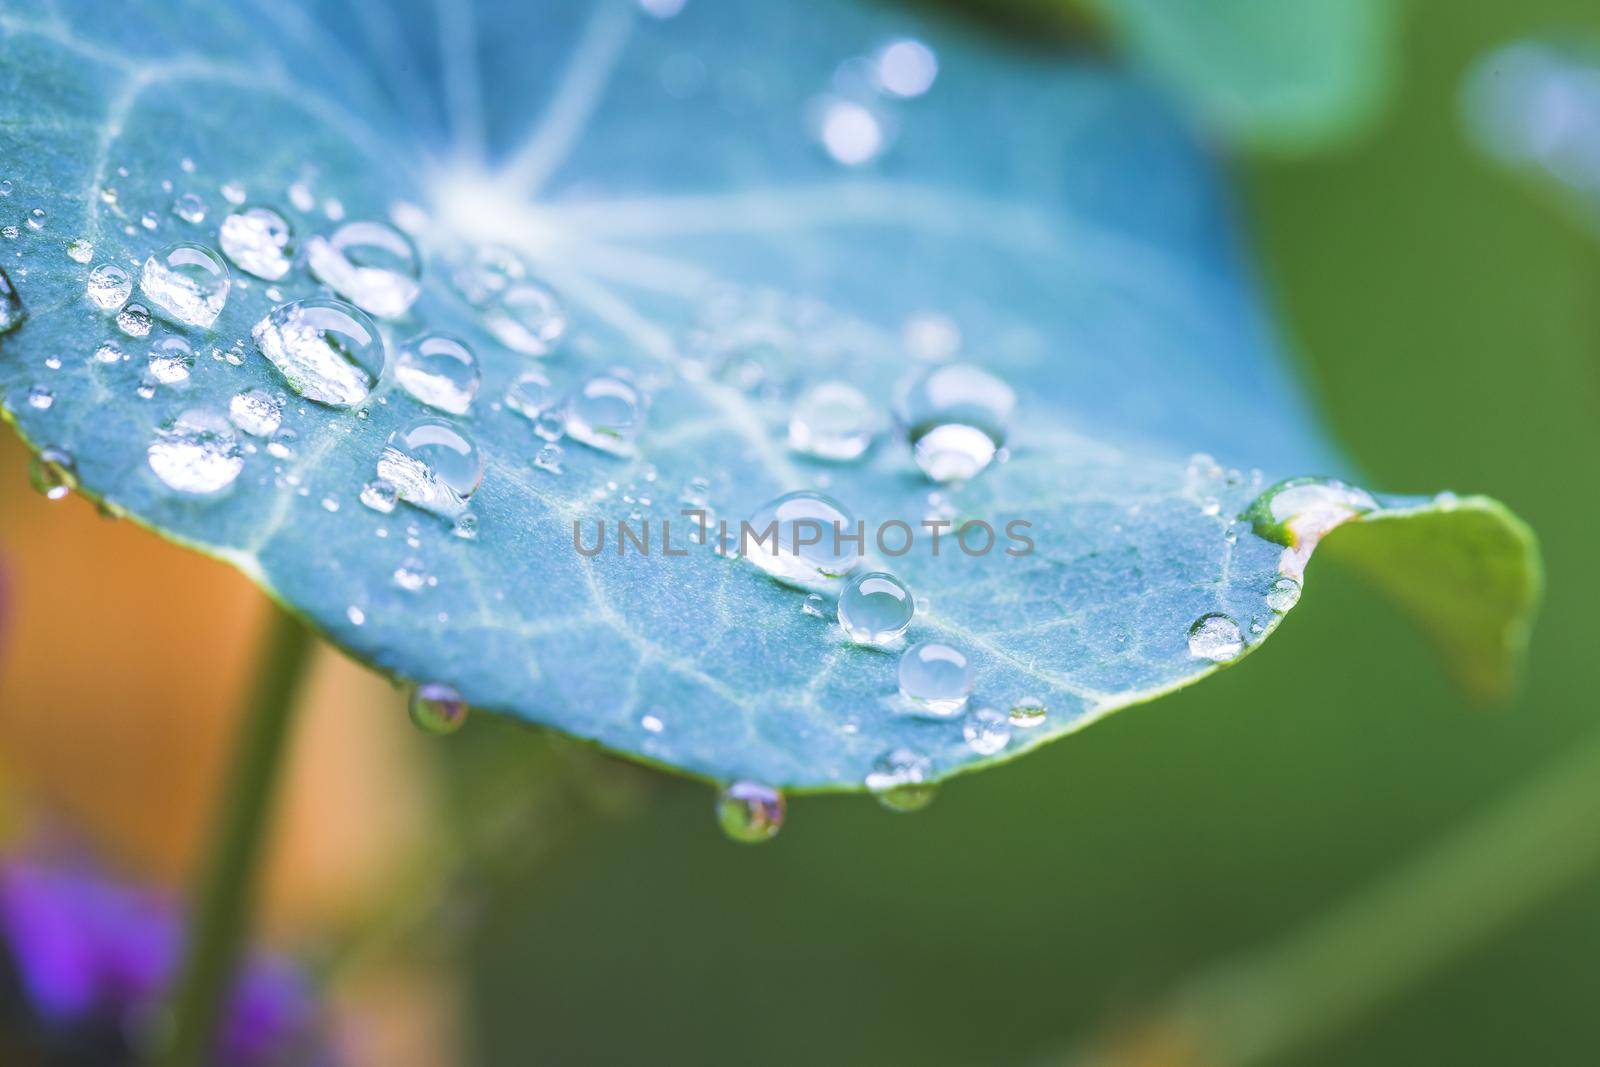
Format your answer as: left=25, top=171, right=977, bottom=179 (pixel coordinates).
left=152, top=605, right=315, bottom=1067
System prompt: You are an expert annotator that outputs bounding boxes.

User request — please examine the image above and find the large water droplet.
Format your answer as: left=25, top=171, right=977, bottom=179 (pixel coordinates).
left=29, top=446, right=76, bottom=500
left=140, top=242, right=230, bottom=328
left=788, top=380, right=876, bottom=461
left=743, top=491, right=859, bottom=584
left=896, top=363, right=1015, bottom=482
left=838, top=571, right=914, bottom=645
left=375, top=418, right=482, bottom=515
left=865, top=749, right=935, bottom=812
left=409, top=682, right=469, bottom=735
left=565, top=375, right=642, bottom=456
left=1243, top=477, right=1378, bottom=548
left=1188, top=613, right=1243, bottom=662
left=716, top=781, right=785, bottom=844
left=219, top=205, right=295, bottom=280
left=147, top=409, right=244, bottom=494
left=897, top=641, right=973, bottom=716
left=86, top=263, right=132, bottom=312
left=306, top=220, right=420, bottom=318
left=962, top=707, right=1011, bottom=756
left=484, top=281, right=568, bottom=355
left=116, top=303, right=153, bottom=337
left=228, top=388, right=283, bottom=437
left=0, top=267, right=23, bottom=334
left=395, top=333, right=480, bottom=415
left=252, top=298, right=385, bottom=408
left=1265, top=576, right=1302, bottom=613
left=147, top=335, right=195, bottom=384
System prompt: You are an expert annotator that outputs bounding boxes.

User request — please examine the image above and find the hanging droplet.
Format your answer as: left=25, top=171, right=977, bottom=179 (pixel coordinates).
left=962, top=707, right=1011, bottom=756
left=306, top=220, right=421, bottom=318
left=86, top=263, right=132, bottom=312
left=147, top=335, right=195, bottom=385
left=483, top=281, right=567, bottom=355
left=838, top=571, right=914, bottom=645
left=147, top=409, right=244, bottom=494
left=0, top=266, right=23, bottom=334
left=116, top=303, right=153, bottom=337
left=1008, top=698, right=1046, bottom=728
left=715, top=781, right=786, bottom=844
left=29, top=446, right=76, bottom=500
left=865, top=748, right=936, bottom=813
left=788, top=380, right=876, bottom=461
left=139, top=242, right=230, bottom=328
left=375, top=418, right=482, bottom=515
left=1188, top=613, right=1243, bottom=662
left=409, top=682, right=468, bottom=735
left=395, top=333, right=480, bottom=414
left=219, top=205, right=295, bottom=280
left=565, top=375, right=642, bottom=456
left=228, top=388, right=283, bottom=437
left=1265, top=576, right=1302, bottom=613
left=172, top=192, right=207, bottom=224
left=252, top=298, right=385, bottom=408
left=897, top=641, right=973, bottom=717
left=743, top=491, right=859, bottom=584
left=896, top=363, right=1015, bottom=483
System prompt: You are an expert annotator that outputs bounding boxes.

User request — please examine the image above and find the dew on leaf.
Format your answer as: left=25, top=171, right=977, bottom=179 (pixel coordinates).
left=395, top=333, right=480, bottom=415
left=484, top=281, right=568, bottom=355
left=447, top=243, right=525, bottom=307
left=29, top=447, right=76, bottom=500
left=565, top=374, right=642, bottom=455
left=409, top=682, right=468, bottom=735
left=865, top=748, right=935, bottom=812
left=802, top=592, right=827, bottom=618
left=532, top=442, right=564, bottom=473
left=962, top=707, right=1011, bottom=756
left=504, top=369, right=557, bottom=420
left=26, top=384, right=53, bottom=410
left=1243, top=477, right=1378, bottom=549
left=838, top=571, right=914, bottom=645
left=1266, top=576, right=1303, bottom=613
left=896, top=363, right=1015, bottom=483
left=219, top=205, right=295, bottom=280
left=360, top=479, right=398, bottom=513
left=172, top=192, right=207, bottom=224
left=788, top=380, right=876, bottom=461
left=265, top=426, right=297, bottom=459
left=252, top=298, right=385, bottom=408
left=66, top=238, right=93, bottom=264
left=716, top=781, right=785, bottom=844
left=139, top=242, right=230, bottom=329
left=305, top=220, right=421, bottom=318
left=116, top=303, right=153, bottom=337
left=92, top=340, right=122, bottom=364
left=1008, top=698, right=1046, bottom=728
left=220, top=181, right=246, bottom=205
left=26, top=207, right=45, bottom=231
left=147, top=409, right=244, bottom=494
left=148, top=335, right=195, bottom=385
left=228, top=388, right=283, bottom=437
left=743, top=491, right=858, bottom=583
left=86, top=263, right=132, bottom=311
left=375, top=418, right=483, bottom=515
left=1188, top=613, right=1243, bottom=662
left=897, top=640, right=973, bottom=716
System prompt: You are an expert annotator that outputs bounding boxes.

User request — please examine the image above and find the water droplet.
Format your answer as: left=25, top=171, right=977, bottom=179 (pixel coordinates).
left=0, top=179, right=11, bottom=196
left=172, top=192, right=207, bottom=224
left=533, top=443, right=564, bottom=473
left=306, top=220, right=420, bottom=318
left=139, top=211, right=160, bottom=232
left=504, top=369, right=557, bottom=420
left=802, top=592, right=828, bottom=618
left=1008, top=698, right=1046, bottom=728
left=228, top=388, right=283, bottom=437
left=266, top=427, right=297, bottom=459
left=447, top=244, right=525, bottom=306
left=788, top=380, right=876, bottom=461
left=409, top=682, right=468, bottom=735
left=220, top=181, right=247, bottom=205
left=962, top=707, right=1011, bottom=756
left=1243, top=477, right=1378, bottom=549
left=716, top=781, right=785, bottom=844
left=641, top=713, right=665, bottom=734
left=140, top=242, right=230, bottom=328
left=565, top=375, right=642, bottom=456
left=838, top=571, right=914, bottom=645
left=26, top=207, right=45, bottom=231
left=897, top=641, right=973, bottom=716
left=376, top=418, right=482, bottom=515
left=66, top=238, right=93, bottom=264
left=360, top=479, right=398, bottom=513
left=86, top=263, right=132, bottom=311
left=287, top=181, right=315, bottom=213
left=147, top=409, right=244, bottom=494
left=252, top=298, right=385, bottom=407
left=0, top=226, right=16, bottom=240
left=0, top=267, right=23, bottom=334
left=902, top=310, right=960, bottom=362
left=346, top=605, right=366, bottom=626
left=896, top=363, right=1015, bottom=482
left=92, top=340, right=123, bottom=364
left=219, top=205, right=295, bottom=280
left=875, top=38, right=938, bottom=98
left=1188, top=613, right=1243, bottom=662
left=865, top=748, right=935, bottom=812
left=116, top=303, right=153, bottom=337
left=451, top=512, right=479, bottom=540
left=26, top=384, right=53, bottom=410
left=393, top=559, right=428, bottom=591
left=1265, top=576, right=1302, bottom=613
left=395, top=333, right=480, bottom=414
left=147, top=335, right=195, bottom=384
left=29, top=446, right=75, bottom=500
left=743, top=491, right=859, bottom=583
left=484, top=281, right=567, bottom=355
left=817, top=98, right=884, bottom=166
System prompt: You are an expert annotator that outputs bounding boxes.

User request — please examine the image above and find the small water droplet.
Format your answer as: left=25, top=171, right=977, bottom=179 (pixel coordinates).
left=376, top=418, right=482, bottom=515
left=0, top=179, right=11, bottom=196
left=228, top=388, right=283, bottom=437
left=287, top=181, right=315, bottom=213
left=451, top=512, right=479, bottom=540
left=0, top=267, right=23, bottom=334
left=716, top=781, right=785, bottom=844
left=865, top=748, right=935, bottom=812
left=394, top=559, right=428, bottom=591
left=962, top=707, right=1011, bottom=756
left=116, top=303, right=153, bottom=337
left=896, top=363, right=1015, bottom=483
left=26, top=207, right=46, bottom=231
left=29, top=446, right=75, bottom=500
left=92, top=340, right=123, bottom=364
left=140, top=242, right=230, bottom=328
left=219, top=205, right=295, bottom=280
left=802, top=592, right=827, bottom=618
left=1188, top=613, right=1243, bottom=662
left=1008, top=698, right=1046, bottom=728
left=532, top=442, right=564, bottom=473
left=66, top=238, right=93, bottom=264
left=172, top=192, right=207, bottom=224
left=360, top=479, right=398, bottom=513
left=565, top=375, right=642, bottom=456
left=266, top=426, right=297, bottom=459
left=817, top=98, right=884, bottom=166
left=447, top=244, right=525, bottom=306
left=788, top=380, right=876, bottom=461
left=1265, top=576, right=1302, bottom=613
left=346, top=605, right=366, bottom=626
left=147, top=409, right=244, bottom=494
left=409, top=682, right=468, bottom=735
left=148, top=335, right=195, bottom=384
left=744, top=491, right=858, bottom=583
left=504, top=369, right=557, bottom=420
left=641, top=713, right=665, bottom=734
left=252, top=298, right=385, bottom=408
left=26, top=384, right=53, bottom=410
left=897, top=641, right=973, bottom=716
left=483, top=280, right=568, bottom=355
left=902, top=311, right=961, bottom=362
left=838, top=571, right=914, bottom=645
left=220, top=181, right=247, bottom=205
left=875, top=38, right=938, bottom=98
left=306, top=220, right=420, bottom=318
left=86, top=263, right=132, bottom=311
left=395, top=333, right=480, bottom=414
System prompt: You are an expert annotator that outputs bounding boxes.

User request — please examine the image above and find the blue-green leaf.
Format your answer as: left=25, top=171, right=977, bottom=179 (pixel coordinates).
left=0, top=0, right=1536, bottom=792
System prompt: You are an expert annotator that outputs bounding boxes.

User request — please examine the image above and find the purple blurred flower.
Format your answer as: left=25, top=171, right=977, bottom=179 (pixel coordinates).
left=0, top=856, right=336, bottom=1065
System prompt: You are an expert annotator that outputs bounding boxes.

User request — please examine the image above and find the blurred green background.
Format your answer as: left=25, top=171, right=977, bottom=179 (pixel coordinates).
left=452, top=0, right=1600, bottom=1063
